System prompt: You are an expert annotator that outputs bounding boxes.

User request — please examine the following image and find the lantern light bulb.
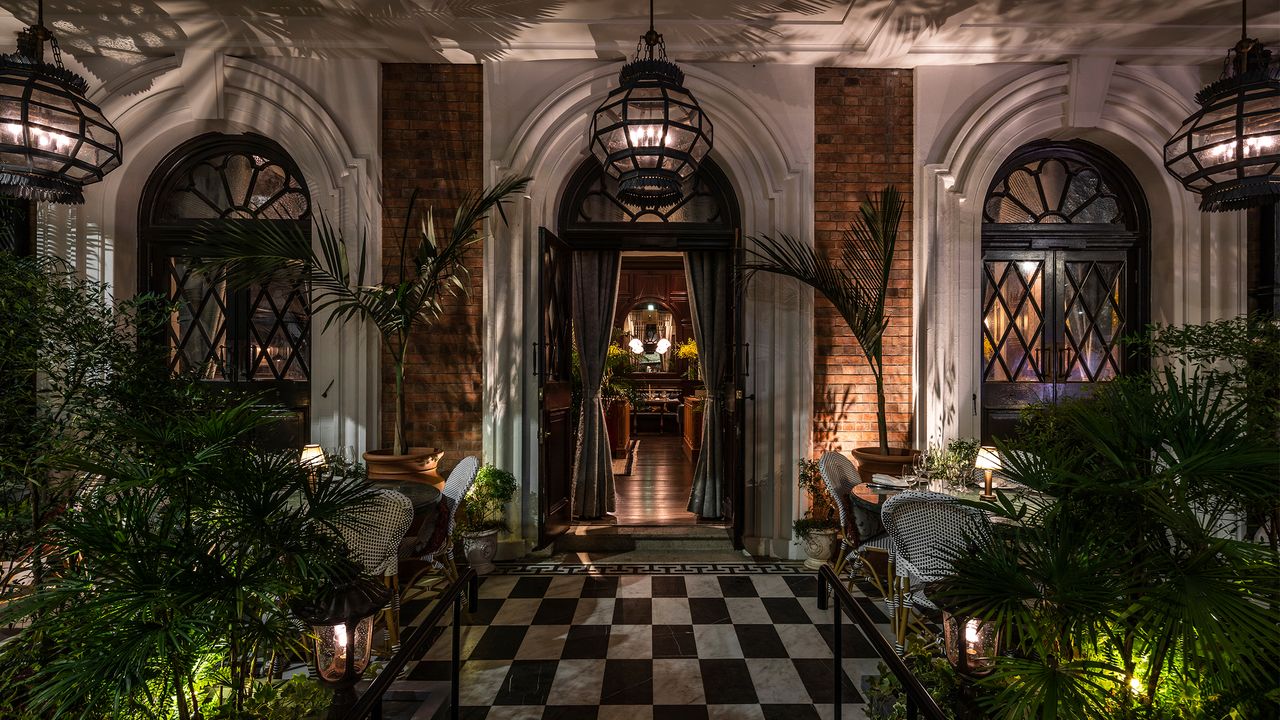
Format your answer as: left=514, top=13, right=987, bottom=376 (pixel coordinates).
left=629, top=338, right=644, bottom=354
left=333, top=623, right=347, bottom=649
left=1128, top=676, right=1143, bottom=695
left=964, top=619, right=981, bottom=644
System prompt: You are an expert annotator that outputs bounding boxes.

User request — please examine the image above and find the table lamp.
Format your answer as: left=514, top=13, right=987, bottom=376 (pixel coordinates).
left=300, top=444, right=327, bottom=488
left=975, top=446, right=1001, bottom=501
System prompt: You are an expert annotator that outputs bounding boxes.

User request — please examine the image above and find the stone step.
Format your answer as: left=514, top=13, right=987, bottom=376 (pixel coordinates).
left=552, top=524, right=737, bottom=554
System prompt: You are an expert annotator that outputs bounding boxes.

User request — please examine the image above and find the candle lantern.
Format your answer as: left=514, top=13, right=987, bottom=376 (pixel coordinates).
left=941, top=609, right=1000, bottom=677
left=975, top=445, right=1002, bottom=501
left=293, top=578, right=391, bottom=713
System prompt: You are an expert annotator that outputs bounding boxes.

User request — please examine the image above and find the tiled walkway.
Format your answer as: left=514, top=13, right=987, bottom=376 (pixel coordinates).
left=402, top=563, right=893, bottom=720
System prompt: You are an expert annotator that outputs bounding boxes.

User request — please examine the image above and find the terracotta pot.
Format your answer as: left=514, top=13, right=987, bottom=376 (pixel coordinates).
left=850, top=446, right=920, bottom=484
left=362, top=447, right=444, bottom=485
left=462, top=528, right=500, bottom=575
left=800, top=528, right=837, bottom=570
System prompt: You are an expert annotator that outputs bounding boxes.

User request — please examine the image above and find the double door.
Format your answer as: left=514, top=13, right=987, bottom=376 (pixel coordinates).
left=981, top=248, right=1135, bottom=440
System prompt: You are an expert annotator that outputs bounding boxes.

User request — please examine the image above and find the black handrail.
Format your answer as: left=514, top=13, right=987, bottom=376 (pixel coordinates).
left=817, top=564, right=947, bottom=720
left=340, top=568, right=479, bottom=720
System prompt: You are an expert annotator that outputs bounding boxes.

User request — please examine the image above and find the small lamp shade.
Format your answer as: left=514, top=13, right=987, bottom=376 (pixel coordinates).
left=300, top=444, right=327, bottom=471
left=975, top=446, right=1001, bottom=471
left=628, top=338, right=645, bottom=354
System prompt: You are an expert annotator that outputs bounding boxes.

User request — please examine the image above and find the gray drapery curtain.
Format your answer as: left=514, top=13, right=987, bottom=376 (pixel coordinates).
left=685, top=251, right=730, bottom=519
left=571, top=251, right=622, bottom=519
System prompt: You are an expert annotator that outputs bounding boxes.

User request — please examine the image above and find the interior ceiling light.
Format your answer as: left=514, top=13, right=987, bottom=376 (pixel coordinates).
left=588, top=0, right=712, bottom=209
left=0, top=0, right=122, bottom=204
left=1165, top=0, right=1279, bottom=212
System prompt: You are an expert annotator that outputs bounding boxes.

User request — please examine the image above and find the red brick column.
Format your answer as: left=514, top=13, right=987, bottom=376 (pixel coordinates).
left=812, top=68, right=914, bottom=454
left=381, top=64, right=485, bottom=462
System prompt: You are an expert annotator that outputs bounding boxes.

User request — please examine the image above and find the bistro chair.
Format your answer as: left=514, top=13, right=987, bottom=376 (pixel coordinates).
left=819, top=451, right=893, bottom=597
left=401, top=456, right=480, bottom=602
left=881, top=490, right=992, bottom=651
left=336, top=488, right=413, bottom=653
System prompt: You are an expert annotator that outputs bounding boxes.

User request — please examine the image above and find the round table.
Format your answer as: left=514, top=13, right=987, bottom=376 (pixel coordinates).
left=371, top=480, right=444, bottom=556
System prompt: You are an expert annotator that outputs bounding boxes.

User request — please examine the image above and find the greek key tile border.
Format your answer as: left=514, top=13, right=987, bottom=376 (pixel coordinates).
left=486, top=561, right=814, bottom=576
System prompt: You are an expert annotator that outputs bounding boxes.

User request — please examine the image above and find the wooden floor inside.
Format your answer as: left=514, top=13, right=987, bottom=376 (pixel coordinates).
left=612, top=434, right=699, bottom=526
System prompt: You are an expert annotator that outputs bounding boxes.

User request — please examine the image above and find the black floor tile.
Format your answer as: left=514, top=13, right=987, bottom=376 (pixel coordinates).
left=652, top=624, right=697, bottom=658
left=815, top=621, right=877, bottom=659
left=405, top=660, right=451, bottom=681
left=698, top=659, right=759, bottom=705
left=734, top=624, right=788, bottom=658
left=687, top=597, right=732, bottom=625
left=653, top=706, right=710, bottom=720
left=858, top=596, right=891, bottom=624
left=459, top=707, right=489, bottom=720
left=791, top=658, right=864, bottom=704
left=601, top=659, right=653, bottom=705
left=580, top=576, right=619, bottom=598
left=762, top=597, right=811, bottom=624
left=493, top=659, right=560, bottom=705
left=562, top=624, right=611, bottom=659
left=469, top=625, right=528, bottom=660
left=612, top=597, right=653, bottom=625
left=783, top=575, right=818, bottom=598
left=461, top=597, right=506, bottom=626
left=532, top=598, right=580, bottom=625
left=761, top=704, right=822, bottom=720
left=651, top=576, right=687, bottom=597
left=542, top=707, right=599, bottom=720
left=510, top=577, right=554, bottom=598
left=717, top=576, right=758, bottom=597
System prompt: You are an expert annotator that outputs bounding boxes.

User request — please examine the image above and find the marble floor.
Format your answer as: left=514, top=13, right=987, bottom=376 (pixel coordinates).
left=399, top=562, right=893, bottom=720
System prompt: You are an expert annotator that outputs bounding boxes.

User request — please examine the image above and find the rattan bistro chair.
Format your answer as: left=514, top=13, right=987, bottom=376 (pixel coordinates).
left=881, top=490, right=992, bottom=650
left=819, top=451, right=893, bottom=597
left=336, top=488, right=414, bottom=652
left=401, top=456, right=479, bottom=601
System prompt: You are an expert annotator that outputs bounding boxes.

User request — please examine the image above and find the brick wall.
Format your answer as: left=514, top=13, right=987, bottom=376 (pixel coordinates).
left=381, top=64, right=485, bottom=463
left=812, top=68, right=914, bottom=453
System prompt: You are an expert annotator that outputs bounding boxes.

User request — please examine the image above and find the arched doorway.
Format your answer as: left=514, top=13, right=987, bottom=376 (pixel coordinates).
left=138, top=132, right=313, bottom=447
left=980, top=139, right=1149, bottom=440
left=536, top=156, right=744, bottom=548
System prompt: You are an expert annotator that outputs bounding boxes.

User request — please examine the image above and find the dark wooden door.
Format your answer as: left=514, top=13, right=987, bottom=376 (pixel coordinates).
left=981, top=248, right=1133, bottom=439
left=536, top=228, right=574, bottom=550
left=721, top=244, right=746, bottom=548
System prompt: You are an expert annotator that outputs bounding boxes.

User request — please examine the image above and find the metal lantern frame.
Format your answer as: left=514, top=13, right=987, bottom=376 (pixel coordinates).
left=0, top=1, right=122, bottom=205
left=588, top=1, right=712, bottom=209
left=293, top=577, right=390, bottom=699
left=1164, top=3, right=1280, bottom=212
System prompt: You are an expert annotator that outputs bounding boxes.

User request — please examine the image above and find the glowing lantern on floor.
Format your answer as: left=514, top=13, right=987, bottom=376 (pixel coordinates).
left=941, top=610, right=1000, bottom=677
left=293, top=578, right=390, bottom=710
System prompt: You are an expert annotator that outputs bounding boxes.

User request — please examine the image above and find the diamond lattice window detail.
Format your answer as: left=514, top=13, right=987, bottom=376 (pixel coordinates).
left=982, top=260, right=1046, bottom=382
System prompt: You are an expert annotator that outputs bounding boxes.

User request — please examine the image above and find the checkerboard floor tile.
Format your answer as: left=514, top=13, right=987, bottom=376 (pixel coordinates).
left=401, top=565, right=892, bottom=719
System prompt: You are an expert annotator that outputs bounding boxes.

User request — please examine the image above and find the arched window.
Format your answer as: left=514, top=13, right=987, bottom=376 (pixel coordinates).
left=980, top=140, right=1149, bottom=440
left=139, top=133, right=312, bottom=443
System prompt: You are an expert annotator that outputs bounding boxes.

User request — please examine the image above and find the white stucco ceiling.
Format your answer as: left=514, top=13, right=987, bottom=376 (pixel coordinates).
left=0, top=1, right=1276, bottom=72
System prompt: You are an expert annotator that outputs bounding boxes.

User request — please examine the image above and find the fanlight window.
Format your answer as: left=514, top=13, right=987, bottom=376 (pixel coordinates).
left=984, top=157, right=1125, bottom=225
left=143, top=135, right=311, bottom=385
left=562, top=155, right=737, bottom=232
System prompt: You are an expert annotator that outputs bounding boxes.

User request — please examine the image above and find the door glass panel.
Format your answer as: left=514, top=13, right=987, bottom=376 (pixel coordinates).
left=1062, top=260, right=1126, bottom=382
left=247, top=280, right=310, bottom=382
left=165, top=256, right=229, bottom=379
left=982, top=258, right=1045, bottom=382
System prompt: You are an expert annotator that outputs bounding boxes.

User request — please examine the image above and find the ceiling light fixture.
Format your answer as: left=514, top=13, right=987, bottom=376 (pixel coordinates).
left=588, top=0, right=712, bottom=209
left=0, top=0, right=122, bottom=204
left=1164, top=0, right=1279, bottom=212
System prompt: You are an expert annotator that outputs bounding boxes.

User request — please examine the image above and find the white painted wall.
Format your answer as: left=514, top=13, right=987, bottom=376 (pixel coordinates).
left=912, top=62, right=1248, bottom=448
left=482, top=60, right=816, bottom=560
left=32, top=53, right=384, bottom=455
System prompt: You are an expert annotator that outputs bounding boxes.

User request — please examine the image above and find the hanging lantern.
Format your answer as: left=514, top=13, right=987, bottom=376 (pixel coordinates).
left=588, top=0, right=712, bottom=209
left=0, top=0, right=123, bottom=205
left=941, top=610, right=1000, bottom=677
left=293, top=577, right=390, bottom=711
left=1164, top=1, right=1279, bottom=212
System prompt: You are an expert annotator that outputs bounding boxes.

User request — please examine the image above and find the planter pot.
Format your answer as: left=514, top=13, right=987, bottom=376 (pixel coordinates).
left=800, top=528, right=838, bottom=570
left=462, top=528, right=501, bottom=575
left=850, top=446, right=920, bottom=484
left=363, top=447, right=444, bottom=486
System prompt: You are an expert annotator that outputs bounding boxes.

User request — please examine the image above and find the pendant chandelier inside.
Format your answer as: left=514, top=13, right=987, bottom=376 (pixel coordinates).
left=588, top=0, right=712, bottom=209
left=1164, top=0, right=1280, bottom=212
left=0, top=0, right=123, bottom=205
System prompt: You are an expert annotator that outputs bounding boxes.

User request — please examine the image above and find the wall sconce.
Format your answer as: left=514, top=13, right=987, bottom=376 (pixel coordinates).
left=975, top=445, right=1001, bottom=501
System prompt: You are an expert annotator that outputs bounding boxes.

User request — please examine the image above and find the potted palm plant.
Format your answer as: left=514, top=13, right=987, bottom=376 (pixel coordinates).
left=792, top=458, right=840, bottom=569
left=459, top=464, right=518, bottom=575
left=188, top=177, right=529, bottom=481
left=743, top=185, right=916, bottom=480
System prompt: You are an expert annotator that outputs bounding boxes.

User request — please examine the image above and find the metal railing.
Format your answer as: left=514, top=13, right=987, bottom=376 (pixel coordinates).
left=816, top=564, right=947, bottom=720
left=340, top=568, right=479, bottom=720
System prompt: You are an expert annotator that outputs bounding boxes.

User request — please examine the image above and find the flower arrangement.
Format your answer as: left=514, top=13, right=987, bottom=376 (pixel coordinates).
left=676, top=337, right=699, bottom=380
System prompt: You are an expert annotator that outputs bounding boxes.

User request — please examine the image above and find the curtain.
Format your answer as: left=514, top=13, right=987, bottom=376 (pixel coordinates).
left=685, top=251, right=730, bottom=519
left=571, top=251, right=622, bottom=519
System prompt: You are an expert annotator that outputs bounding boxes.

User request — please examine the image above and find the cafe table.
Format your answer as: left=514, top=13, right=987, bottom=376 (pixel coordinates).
left=850, top=477, right=1042, bottom=537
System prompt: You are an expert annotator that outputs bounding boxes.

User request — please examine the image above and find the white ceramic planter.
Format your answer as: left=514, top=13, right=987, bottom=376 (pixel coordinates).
left=462, top=528, right=501, bottom=575
left=800, top=528, right=838, bottom=570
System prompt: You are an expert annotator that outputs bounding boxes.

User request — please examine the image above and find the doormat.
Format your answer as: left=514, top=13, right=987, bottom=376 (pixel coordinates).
left=611, top=439, right=638, bottom=476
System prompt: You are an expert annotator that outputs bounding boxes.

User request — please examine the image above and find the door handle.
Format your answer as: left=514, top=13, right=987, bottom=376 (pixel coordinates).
left=532, top=341, right=542, bottom=378
left=539, top=428, right=551, bottom=442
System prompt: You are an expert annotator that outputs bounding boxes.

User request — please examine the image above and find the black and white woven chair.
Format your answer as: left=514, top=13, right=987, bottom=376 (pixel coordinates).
left=402, top=456, right=480, bottom=601
left=336, top=487, right=413, bottom=652
left=819, top=451, right=893, bottom=596
left=881, top=490, right=992, bottom=650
